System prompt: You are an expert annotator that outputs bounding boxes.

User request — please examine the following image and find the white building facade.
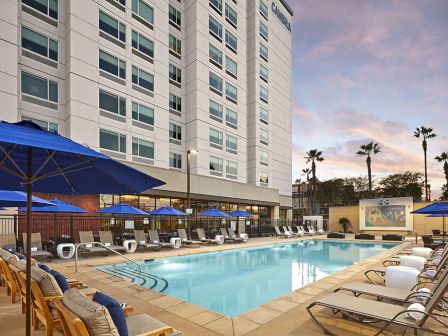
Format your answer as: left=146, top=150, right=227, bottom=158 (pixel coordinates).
left=0, top=0, right=293, bottom=220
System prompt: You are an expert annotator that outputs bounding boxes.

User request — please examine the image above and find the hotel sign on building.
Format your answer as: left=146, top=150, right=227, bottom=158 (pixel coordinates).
left=272, top=2, right=291, bottom=32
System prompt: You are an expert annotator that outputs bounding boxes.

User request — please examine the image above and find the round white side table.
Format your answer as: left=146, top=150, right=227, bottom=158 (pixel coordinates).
left=170, top=237, right=181, bottom=249
left=123, top=239, right=137, bottom=253
left=56, top=243, right=75, bottom=259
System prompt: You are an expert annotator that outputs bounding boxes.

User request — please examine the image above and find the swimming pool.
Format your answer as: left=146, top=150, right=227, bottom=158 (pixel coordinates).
left=97, top=240, right=396, bottom=316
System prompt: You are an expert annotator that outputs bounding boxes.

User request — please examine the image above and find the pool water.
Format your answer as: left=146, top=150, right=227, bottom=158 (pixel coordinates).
left=97, top=240, right=396, bottom=316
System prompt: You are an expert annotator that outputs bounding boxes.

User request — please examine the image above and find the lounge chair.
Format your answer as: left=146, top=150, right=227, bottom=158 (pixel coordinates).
left=133, top=230, right=161, bottom=251
left=287, top=226, right=303, bottom=237
left=307, top=271, right=448, bottom=336
left=0, top=233, right=17, bottom=251
left=422, top=235, right=445, bottom=249
left=99, top=231, right=126, bottom=253
left=307, top=225, right=316, bottom=235
left=177, top=229, right=203, bottom=246
left=0, top=258, right=17, bottom=303
left=299, top=226, right=311, bottom=236
left=228, top=228, right=248, bottom=242
left=148, top=230, right=175, bottom=248
left=22, top=232, right=53, bottom=261
left=54, top=288, right=179, bottom=336
left=196, top=228, right=223, bottom=245
left=78, top=231, right=108, bottom=258
left=275, top=226, right=291, bottom=238
left=220, top=228, right=244, bottom=243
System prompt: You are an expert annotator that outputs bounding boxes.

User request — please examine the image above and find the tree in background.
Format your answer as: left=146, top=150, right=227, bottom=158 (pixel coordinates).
left=435, top=152, right=448, bottom=188
left=338, top=217, right=352, bottom=233
left=356, top=142, right=381, bottom=192
left=378, top=171, right=424, bottom=201
left=316, top=178, right=357, bottom=207
left=440, top=184, right=448, bottom=201
left=345, top=176, right=376, bottom=200
left=414, top=126, right=437, bottom=201
left=305, top=150, right=324, bottom=214
left=301, top=168, right=311, bottom=182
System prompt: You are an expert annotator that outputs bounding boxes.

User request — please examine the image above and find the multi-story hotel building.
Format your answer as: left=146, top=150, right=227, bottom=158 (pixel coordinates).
left=0, top=0, right=293, bottom=223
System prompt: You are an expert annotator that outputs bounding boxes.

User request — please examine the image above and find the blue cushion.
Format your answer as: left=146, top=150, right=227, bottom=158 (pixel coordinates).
left=93, top=292, right=128, bottom=336
left=37, top=263, right=51, bottom=273
left=49, top=269, right=70, bottom=292
left=12, top=251, right=26, bottom=260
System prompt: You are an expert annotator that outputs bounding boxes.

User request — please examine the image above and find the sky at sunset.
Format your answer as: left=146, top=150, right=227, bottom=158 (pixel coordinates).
left=289, top=0, right=448, bottom=198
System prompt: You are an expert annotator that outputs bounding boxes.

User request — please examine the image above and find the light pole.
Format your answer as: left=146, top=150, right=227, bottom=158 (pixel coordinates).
left=186, top=149, right=198, bottom=237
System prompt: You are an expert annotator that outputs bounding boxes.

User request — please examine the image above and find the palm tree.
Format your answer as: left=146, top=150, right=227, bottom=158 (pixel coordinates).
left=435, top=152, right=448, bottom=187
left=356, top=142, right=381, bottom=192
left=414, top=126, right=437, bottom=201
left=305, top=150, right=324, bottom=214
left=301, top=168, right=311, bottom=182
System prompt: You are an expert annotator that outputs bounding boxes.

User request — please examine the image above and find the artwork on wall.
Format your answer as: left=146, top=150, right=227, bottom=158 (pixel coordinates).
left=359, top=197, right=413, bottom=231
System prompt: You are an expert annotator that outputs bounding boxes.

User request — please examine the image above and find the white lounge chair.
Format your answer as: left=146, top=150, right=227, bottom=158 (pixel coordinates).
left=289, top=226, right=304, bottom=237
left=275, top=226, right=291, bottom=238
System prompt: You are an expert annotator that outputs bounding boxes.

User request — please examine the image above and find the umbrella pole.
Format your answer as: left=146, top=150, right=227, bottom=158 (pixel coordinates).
left=25, top=147, right=32, bottom=336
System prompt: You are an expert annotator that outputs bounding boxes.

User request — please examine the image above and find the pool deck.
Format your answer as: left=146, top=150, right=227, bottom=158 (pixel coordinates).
left=2, top=236, right=439, bottom=335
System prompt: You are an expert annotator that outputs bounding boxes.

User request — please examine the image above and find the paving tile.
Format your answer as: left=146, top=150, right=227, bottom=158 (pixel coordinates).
left=297, top=286, right=325, bottom=296
left=232, top=316, right=261, bottom=336
left=204, top=317, right=234, bottom=336
left=165, top=302, right=206, bottom=318
left=147, top=295, right=184, bottom=309
left=319, top=277, right=343, bottom=285
left=136, top=290, right=164, bottom=301
left=240, top=306, right=282, bottom=324
left=283, top=292, right=314, bottom=304
left=188, top=310, right=223, bottom=325
left=312, top=281, right=336, bottom=290
left=262, top=299, right=299, bottom=313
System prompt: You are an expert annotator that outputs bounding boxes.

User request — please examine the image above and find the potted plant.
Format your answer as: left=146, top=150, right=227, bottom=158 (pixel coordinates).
left=338, top=217, right=352, bottom=233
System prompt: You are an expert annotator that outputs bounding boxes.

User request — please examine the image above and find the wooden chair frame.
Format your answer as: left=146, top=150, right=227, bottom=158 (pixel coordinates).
left=0, top=258, right=17, bottom=303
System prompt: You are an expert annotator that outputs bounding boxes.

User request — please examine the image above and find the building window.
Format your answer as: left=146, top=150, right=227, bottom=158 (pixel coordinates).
left=260, top=150, right=268, bottom=165
left=99, top=90, right=126, bottom=117
left=209, top=0, right=222, bottom=14
left=23, top=0, right=58, bottom=20
left=132, top=0, right=154, bottom=26
left=260, top=0, right=268, bottom=19
left=132, top=137, right=154, bottom=159
left=209, top=72, right=223, bottom=95
left=209, top=128, right=223, bottom=147
left=99, top=50, right=126, bottom=79
left=169, top=93, right=182, bottom=113
left=169, top=152, right=182, bottom=169
left=260, top=64, right=269, bottom=82
left=169, top=4, right=181, bottom=29
left=100, top=129, right=126, bottom=153
left=226, top=108, right=237, bottom=127
left=260, top=107, right=268, bottom=124
left=226, top=160, right=238, bottom=178
left=226, top=82, right=238, bottom=103
left=209, top=16, right=222, bottom=41
left=260, top=42, right=268, bottom=61
left=225, top=30, right=237, bottom=52
left=209, top=156, right=223, bottom=174
left=226, top=134, right=238, bottom=152
left=169, top=123, right=182, bottom=141
left=21, top=71, right=58, bottom=103
left=260, top=85, right=268, bottom=103
left=260, top=21, right=268, bottom=40
left=209, top=43, right=223, bottom=68
left=99, top=11, right=125, bottom=43
left=169, top=34, right=182, bottom=58
left=21, top=26, right=58, bottom=61
left=132, top=66, right=154, bottom=92
left=260, top=172, right=269, bottom=184
left=169, top=64, right=182, bottom=86
left=260, top=128, right=269, bottom=145
left=132, top=30, right=154, bottom=59
left=21, top=116, right=58, bottom=132
left=132, top=102, right=154, bottom=125
left=225, top=3, right=237, bottom=28
left=225, top=56, right=237, bottom=78
left=209, top=99, right=223, bottom=120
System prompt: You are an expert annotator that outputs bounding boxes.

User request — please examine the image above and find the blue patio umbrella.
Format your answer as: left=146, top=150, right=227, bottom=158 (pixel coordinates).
left=229, top=210, right=253, bottom=217
left=412, top=202, right=448, bottom=243
left=0, top=120, right=165, bottom=335
left=97, top=203, right=148, bottom=215
left=18, top=199, right=87, bottom=213
left=197, top=209, right=231, bottom=217
left=0, top=190, right=55, bottom=207
left=149, top=206, right=188, bottom=216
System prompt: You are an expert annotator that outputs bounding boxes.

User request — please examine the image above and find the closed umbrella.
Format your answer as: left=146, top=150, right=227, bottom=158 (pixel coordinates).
left=0, top=120, right=165, bottom=335
left=412, top=202, right=448, bottom=243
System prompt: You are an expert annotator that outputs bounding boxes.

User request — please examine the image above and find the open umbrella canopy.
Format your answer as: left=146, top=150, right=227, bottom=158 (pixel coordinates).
left=197, top=209, right=231, bottom=217
left=0, top=207, right=5, bottom=210
left=97, top=203, right=148, bottom=215
left=149, top=206, right=187, bottom=216
left=0, top=121, right=165, bottom=193
left=18, top=199, right=87, bottom=213
left=411, top=202, right=448, bottom=214
left=229, top=210, right=253, bottom=217
left=427, top=214, right=448, bottom=217
left=0, top=190, right=55, bottom=207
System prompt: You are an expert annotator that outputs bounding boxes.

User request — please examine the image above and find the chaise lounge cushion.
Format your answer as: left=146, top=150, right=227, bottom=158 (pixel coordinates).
left=93, top=291, right=128, bottom=336
left=37, top=263, right=52, bottom=273
left=63, top=288, right=119, bottom=336
left=126, top=314, right=181, bottom=336
left=50, top=269, right=70, bottom=292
